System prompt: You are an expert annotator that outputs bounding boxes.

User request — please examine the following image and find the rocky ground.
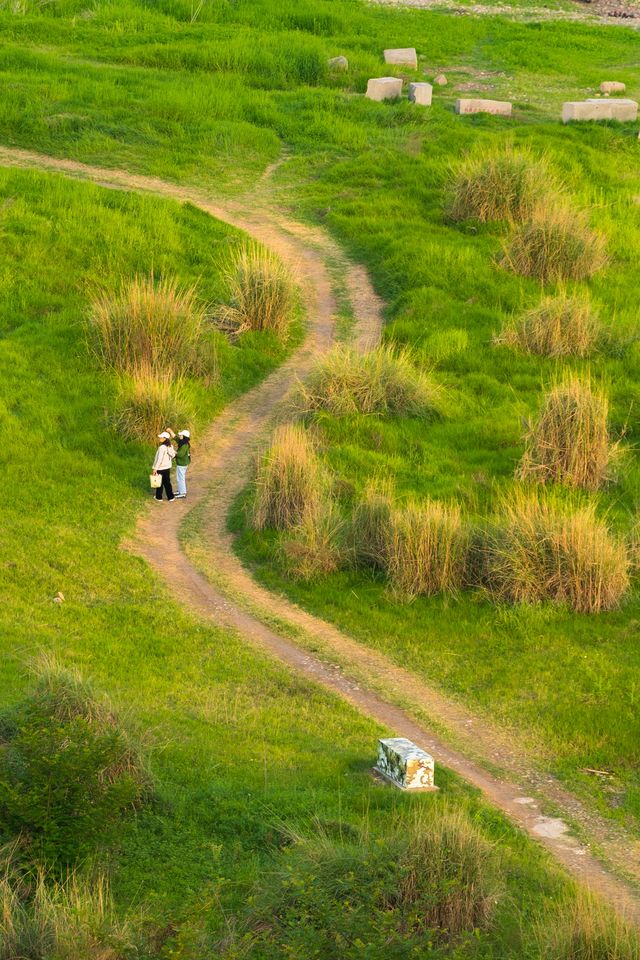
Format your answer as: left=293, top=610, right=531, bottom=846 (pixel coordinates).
left=369, top=0, right=640, bottom=26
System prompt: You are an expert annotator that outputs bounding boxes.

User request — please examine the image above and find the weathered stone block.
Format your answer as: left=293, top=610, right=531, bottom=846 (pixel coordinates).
left=600, top=81, right=626, bottom=94
left=328, top=56, right=349, bottom=72
left=455, top=98, right=513, bottom=117
left=366, top=77, right=403, bottom=102
left=408, top=82, right=433, bottom=106
left=562, top=99, right=638, bottom=122
left=433, top=73, right=448, bottom=86
left=383, top=47, right=418, bottom=70
left=375, top=737, right=437, bottom=791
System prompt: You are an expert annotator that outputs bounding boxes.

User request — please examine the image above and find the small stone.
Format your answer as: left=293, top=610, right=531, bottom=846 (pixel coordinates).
left=383, top=47, right=418, bottom=70
left=408, top=81, right=433, bottom=106
left=53, top=592, right=65, bottom=604
left=600, top=81, right=626, bottom=94
left=531, top=817, right=568, bottom=840
left=328, top=56, right=348, bottom=72
left=365, top=77, right=403, bottom=102
left=455, top=98, right=513, bottom=117
left=434, top=73, right=448, bottom=86
left=375, top=737, right=438, bottom=791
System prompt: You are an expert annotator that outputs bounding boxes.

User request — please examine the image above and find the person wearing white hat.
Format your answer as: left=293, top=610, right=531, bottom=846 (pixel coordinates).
left=152, top=430, right=176, bottom=502
left=174, top=429, right=191, bottom=499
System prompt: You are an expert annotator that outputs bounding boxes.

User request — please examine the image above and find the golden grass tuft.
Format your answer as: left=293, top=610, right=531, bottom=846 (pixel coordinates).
left=518, top=375, right=618, bottom=491
left=480, top=489, right=629, bottom=613
left=216, top=241, right=295, bottom=339
left=252, top=423, right=323, bottom=531
left=110, top=366, right=193, bottom=442
left=496, top=288, right=601, bottom=358
left=279, top=501, right=350, bottom=582
left=384, top=500, right=468, bottom=601
left=502, top=206, right=608, bottom=284
left=352, top=476, right=396, bottom=568
left=291, top=344, right=446, bottom=419
left=537, top=890, right=640, bottom=959
left=447, top=145, right=557, bottom=223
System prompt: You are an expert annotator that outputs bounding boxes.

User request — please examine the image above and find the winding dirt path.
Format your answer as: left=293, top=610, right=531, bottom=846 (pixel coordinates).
left=3, top=144, right=640, bottom=922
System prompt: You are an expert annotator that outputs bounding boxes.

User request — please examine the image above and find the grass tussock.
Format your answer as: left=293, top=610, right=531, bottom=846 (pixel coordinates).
left=447, top=146, right=557, bottom=224
left=252, top=423, right=323, bottom=531
left=502, top=207, right=608, bottom=283
left=291, top=344, right=445, bottom=419
left=352, top=475, right=396, bottom=569
left=479, top=489, right=629, bottom=613
left=496, top=288, right=601, bottom=358
left=538, top=890, right=640, bottom=959
left=384, top=500, right=468, bottom=601
left=217, top=241, right=295, bottom=339
left=110, top=366, right=193, bottom=442
left=518, top=375, right=617, bottom=491
left=279, top=501, right=350, bottom=581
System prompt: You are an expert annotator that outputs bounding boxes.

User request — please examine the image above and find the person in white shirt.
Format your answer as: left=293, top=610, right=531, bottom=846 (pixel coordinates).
left=152, top=431, right=176, bottom=502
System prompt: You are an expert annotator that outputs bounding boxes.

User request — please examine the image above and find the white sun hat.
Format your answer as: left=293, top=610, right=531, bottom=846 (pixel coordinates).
left=158, top=431, right=171, bottom=439
left=178, top=429, right=191, bottom=438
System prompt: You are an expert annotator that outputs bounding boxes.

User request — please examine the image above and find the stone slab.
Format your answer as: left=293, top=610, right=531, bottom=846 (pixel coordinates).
left=455, top=98, right=513, bottom=117
left=408, top=82, right=433, bottom=106
left=562, top=99, right=638, bottom=122
left=383, top=47, right=418, bottom=70
left=366, top=77, right=403, bottom=102
left=600, top=81, right=626, bottom=94
left=328, top=56, right=348, bottom=71
left=374, top=737, right=437, bottom=791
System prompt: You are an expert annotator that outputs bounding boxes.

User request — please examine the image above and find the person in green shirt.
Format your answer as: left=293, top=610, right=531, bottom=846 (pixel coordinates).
left=174, top=430, right=191, bottom=499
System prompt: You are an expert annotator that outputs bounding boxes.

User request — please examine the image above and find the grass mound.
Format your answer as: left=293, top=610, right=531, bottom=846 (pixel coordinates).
left=447, top=145, right=557, bottom=224
left=352, top=476, right=395, bottom=569
left=385, top=500, right=468, bottom=601
left=518, top=375, right=617, bottom=491
left=479, top=490, right=629, bottom=613
left=279, top=501, right=350, bottom=581
left=538, top=890, right=640, bottom=959
left=291, top=344, right=445, bottom=419
left=217, top=241, right=295, bottom=339
left=502, top=207, right=608, bottom=283
left=252, top=423, right=323, bottom=531
left=496, top=289, right=601, bottom=358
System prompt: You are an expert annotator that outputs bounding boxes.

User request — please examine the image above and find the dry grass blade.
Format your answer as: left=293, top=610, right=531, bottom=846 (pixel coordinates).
left=384, top=500, right=468, bottom=601
left=518, top=375, right=618, bottom=491
left=502, top=206, right=608, bottom=283
left=216, top=241, right=295, bottom=339
left=496, top=288, right=601, bottom=358
left=252, top=423, right=323, bottom=531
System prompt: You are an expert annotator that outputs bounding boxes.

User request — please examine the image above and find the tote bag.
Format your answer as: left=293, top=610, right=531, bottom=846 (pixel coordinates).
left=149, top=473, right=162, bottom=489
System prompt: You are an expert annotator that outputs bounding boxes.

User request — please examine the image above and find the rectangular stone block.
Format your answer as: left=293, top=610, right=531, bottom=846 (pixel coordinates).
left=455, top=98, right=513, bottom=117
left=366, top=77, right=403, bottom=102
left=562, top=99, right=638, bottom=122
left=384, top=47, right=418, bottom=70
left=600, top=81, right=626, bottom=94
left=408, top=82, right=433, bottom=106
left=375, top=737, right=437, bottom=791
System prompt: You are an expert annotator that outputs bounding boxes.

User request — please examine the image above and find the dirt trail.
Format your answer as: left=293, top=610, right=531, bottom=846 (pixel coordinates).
left=3, top=144, right=640, bottom=922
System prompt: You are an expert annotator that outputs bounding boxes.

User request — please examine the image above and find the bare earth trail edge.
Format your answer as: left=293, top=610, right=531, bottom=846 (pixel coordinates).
left=3, top=143, right=640, bottom=922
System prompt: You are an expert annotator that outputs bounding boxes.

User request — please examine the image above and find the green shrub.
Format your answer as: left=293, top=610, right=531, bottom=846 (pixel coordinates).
left=0, top=659, right=150, bottom=868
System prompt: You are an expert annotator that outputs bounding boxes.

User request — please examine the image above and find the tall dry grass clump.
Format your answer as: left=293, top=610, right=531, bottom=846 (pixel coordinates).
left=252, top=423, right=323, bottom=531
left=518, top=375, right=617, bottom=491
left=480, top=490, right=629, bottom=613
left=279, top=501, right=350, bottom=581
left=447, top=146, right=557, bottom=223
left=384, top=500, right=468, bottom=601
left=537, top=890, right=640, bottom=959
left=217, top=241, right=295, bottom=339
left=502, top=206, right=607, bottom=283
left=292, top=344, right=445, bottom=419
left=496, top=289, right=601, bottom=358
left=110, top=366, right=193, bottom=441
left=352, top=476, right=395, bottom=568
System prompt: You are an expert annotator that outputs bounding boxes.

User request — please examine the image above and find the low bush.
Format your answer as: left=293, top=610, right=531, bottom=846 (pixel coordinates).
left=216, top=241, right=295, bottom=339
left=518, top=375, right=618, bottom=491
left=279, top=501, right=350, bottom=581
left=110, top=366, right=194, bottom=441
left=447, top=145, right=557, bottom=223
left=478, top=489, right=629, bottom=613
left=496, top=288, right=601, bottom=358
left=502, top=206, right=607, bottom=283
left=384, top=500, right=468, bottom=601
left=291, top=344, right=445, bottom=419
left=537, top=890, right=640, bottom=959
left=252, top=423, right=323, bottom=531
left=0, top=658, right=150, bottom=868
left=352, top=476, right=395, bottom=569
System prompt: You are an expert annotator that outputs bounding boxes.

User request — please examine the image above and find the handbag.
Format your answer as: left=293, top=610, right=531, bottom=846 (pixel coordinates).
left=149, top=473, right=162, bottom=489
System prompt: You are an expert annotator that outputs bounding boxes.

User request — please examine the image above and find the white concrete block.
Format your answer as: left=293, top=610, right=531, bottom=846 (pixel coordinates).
left=328, top=56, right=348, bottom=71
left=366, top=77, right=403, bottom=102
left=408, top=82, right=433, bottom=106
left=375, top=737, right=437, bottom=791
left=383, top=47, right=418, bottom=70
left=600, top=81, right=626, bottom=94
left=455, top=98, right=513, bottom=117
left=562, top=99, right=638, bottom=122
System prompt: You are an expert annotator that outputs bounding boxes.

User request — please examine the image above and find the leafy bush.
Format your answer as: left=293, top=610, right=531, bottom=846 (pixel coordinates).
left=502, top=207, right=608, bottom=283
left=252, top=423, right=323, bottom=531
left=291, top=344, right=445, bottom=419
left=518, top=375, right=618, bottom=491
left=216, top=241, right=295, bottom=339
left=478, top=489, right=630, bottom=614
left=496, top=288, right=601, bottom=358
left=447, top=146, right=557, bottom=223
left=0, top=659, right=150, bottom=868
